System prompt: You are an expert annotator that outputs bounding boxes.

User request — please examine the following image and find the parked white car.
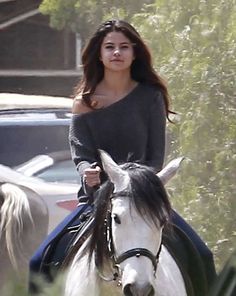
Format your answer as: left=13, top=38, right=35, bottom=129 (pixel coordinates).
left=0, top=93, right=73, bottom=167
left=14, top=150, right=78, bottom=184
left=0, top=93, right=79, bottom=232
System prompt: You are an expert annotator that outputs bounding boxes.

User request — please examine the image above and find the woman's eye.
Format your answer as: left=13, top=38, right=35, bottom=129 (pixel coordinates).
left=105, top=45, right=114, bottom=50
left=113, top=214, right=121, bottom=224
left=121, top=45, right=129, bottom=50
left=104, top=45, right=130, bottom=50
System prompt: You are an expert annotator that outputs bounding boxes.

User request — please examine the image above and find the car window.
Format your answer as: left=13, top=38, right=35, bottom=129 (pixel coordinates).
left=34, top=160, right=79, bottom=184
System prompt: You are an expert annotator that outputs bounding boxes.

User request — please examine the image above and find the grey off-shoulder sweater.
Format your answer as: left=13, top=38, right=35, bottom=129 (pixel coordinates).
left=69, top=83, right=166, bottom=186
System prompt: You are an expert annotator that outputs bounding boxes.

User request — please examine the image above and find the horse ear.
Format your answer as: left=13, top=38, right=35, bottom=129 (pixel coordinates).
left=157, top=157, right=184, bottom=185
left=98, top=150, right=130, bottom=192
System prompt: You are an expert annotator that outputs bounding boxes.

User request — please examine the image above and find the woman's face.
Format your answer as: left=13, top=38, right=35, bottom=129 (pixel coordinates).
left=100, top=31, right=135, bottom=73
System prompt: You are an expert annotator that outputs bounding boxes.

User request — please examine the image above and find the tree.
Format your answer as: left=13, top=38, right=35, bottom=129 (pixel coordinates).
left=39, top=0, right=154, bottom=43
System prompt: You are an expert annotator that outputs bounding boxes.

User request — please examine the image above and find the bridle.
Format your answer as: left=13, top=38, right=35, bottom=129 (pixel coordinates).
left=95, top=191, right=162, bottom=283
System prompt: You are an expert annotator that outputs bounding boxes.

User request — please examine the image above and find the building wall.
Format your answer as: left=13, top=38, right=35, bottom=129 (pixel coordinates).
left=0, top=14, right=76, bottom=70
left=0, top=3, right=80, bottom=96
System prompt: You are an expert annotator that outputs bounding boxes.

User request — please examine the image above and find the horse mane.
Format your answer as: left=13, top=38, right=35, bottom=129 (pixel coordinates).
left=0, top=182, right=34, bottom=270
left=85, top=162, right=172, bottom=270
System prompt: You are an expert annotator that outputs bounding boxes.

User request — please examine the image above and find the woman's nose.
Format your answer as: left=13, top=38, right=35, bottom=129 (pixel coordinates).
left=113, top=48, right=121, bottom=55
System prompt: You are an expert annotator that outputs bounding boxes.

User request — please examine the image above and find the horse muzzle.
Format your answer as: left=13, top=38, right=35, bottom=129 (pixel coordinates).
left=123, top=282, right=155, bottom=296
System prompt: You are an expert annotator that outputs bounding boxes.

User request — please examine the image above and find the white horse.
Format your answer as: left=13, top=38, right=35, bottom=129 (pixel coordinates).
left=61, top=151, right=207, bottom=296
left=0, top=182, right=49, bottom=291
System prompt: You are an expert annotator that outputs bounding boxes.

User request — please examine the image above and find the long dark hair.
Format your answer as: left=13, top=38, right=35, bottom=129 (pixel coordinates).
left=74, top=19, right=174, bottom=120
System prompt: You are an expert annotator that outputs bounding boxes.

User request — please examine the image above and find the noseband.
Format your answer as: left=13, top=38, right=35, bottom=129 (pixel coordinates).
left=115, top=246, right=161, bottom=273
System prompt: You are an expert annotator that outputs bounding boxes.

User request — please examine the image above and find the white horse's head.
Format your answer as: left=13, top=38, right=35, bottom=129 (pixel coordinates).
left=99, top=150, right=183, bottom=296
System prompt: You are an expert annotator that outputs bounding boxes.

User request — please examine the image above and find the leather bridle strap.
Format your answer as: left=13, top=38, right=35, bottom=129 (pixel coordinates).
left=114, top=244, right=162, bottom=273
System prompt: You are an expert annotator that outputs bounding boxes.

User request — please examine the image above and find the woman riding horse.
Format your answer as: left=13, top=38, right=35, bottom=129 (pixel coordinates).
left=29, top=19, right=216, bottom=293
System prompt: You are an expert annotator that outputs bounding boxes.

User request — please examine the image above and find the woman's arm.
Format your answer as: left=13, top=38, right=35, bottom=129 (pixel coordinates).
left=146, top=90, right=166, bottom=172
left=69, top=99, right=100, bottom=194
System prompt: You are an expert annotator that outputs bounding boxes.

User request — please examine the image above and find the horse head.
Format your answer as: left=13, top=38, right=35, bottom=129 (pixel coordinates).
left=96, top=150, right=183, bottom=296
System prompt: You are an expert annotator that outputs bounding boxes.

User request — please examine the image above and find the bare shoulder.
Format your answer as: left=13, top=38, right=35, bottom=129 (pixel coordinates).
left=72, top=95, right=92, bottom=115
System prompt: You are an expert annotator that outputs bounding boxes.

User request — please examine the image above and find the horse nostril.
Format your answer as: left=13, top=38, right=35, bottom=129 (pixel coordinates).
left=123, top=284, right=133, bottom=296
left=123, top=283, right=155, bottom=296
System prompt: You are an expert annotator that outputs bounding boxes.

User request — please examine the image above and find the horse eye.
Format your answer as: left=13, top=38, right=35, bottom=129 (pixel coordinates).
left=113, top=214, right=121, bottom=224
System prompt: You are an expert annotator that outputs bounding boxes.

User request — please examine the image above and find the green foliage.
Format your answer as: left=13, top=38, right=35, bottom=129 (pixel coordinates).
left=40, top=0, right=101, bottom=41
left=40, top=0, right=154, bottom=42
left=1, top=280, right=27, bottom=296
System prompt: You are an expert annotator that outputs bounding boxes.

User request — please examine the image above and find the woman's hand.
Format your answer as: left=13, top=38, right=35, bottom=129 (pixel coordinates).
left=83, top=165, right=101, bottom=188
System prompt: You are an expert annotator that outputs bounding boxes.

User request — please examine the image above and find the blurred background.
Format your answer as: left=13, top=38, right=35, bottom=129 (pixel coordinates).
left=0, top=0, right=235, bottom=273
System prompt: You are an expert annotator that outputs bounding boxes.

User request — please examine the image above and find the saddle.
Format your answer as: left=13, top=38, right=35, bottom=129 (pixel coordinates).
left=40, top=216, right=208, bottom=296
left=163, top=225, right=208, bottom=296
left=39, top=207, right=94, bottom=282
